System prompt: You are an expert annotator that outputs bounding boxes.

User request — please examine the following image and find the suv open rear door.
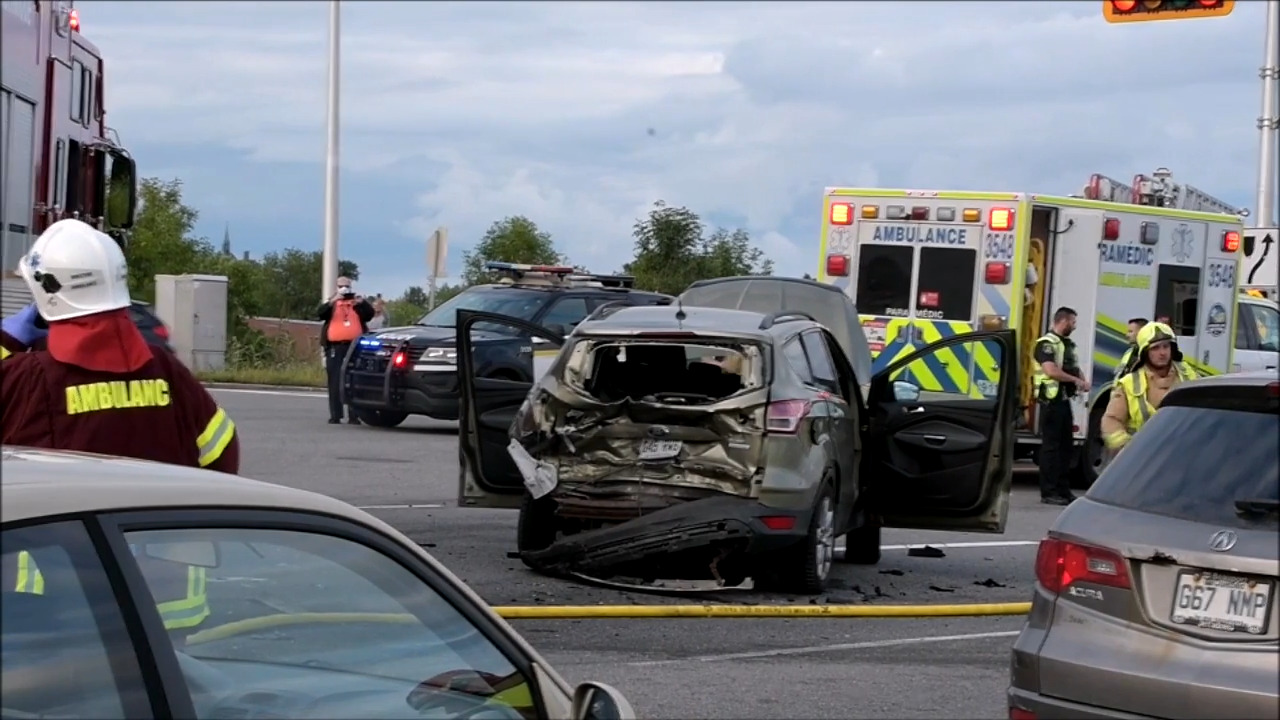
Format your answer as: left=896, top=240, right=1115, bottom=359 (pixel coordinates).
left=456, top=310, right=564, bottom=509
left=864, top=329, right=1017, bottom=532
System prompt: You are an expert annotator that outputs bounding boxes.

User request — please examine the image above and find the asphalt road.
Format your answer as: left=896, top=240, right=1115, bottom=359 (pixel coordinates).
left=212, top=386, right=1066, bottom=719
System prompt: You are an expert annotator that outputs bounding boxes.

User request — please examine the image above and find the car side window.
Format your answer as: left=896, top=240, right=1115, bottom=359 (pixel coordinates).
left=1253, top=303, right=1279, bottom=352
left=122, top=526, right=538, bottom=720
left=2, top=521, right=151, bottom=719
left=782, top=337, right=815, bottom=385
left=541, top=297, right=590, bottom=330
left=1235, top=304, right=1256, bottom=350
left=800, top=331, right=838, bottom=390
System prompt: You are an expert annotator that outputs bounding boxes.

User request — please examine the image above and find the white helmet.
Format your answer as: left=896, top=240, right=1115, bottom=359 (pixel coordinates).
left=19, top=219, right=131, bottom=322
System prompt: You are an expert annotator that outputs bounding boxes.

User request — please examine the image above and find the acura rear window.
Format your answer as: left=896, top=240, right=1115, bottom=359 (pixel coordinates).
left=1088, top=406, right=1280, bottom=529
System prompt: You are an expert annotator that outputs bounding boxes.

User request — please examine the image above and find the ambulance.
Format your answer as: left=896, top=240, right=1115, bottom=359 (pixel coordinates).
left=816, top=169, right=1248, bottom=487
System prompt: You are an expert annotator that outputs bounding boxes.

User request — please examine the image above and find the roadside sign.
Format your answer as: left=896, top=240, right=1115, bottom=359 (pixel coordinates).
left=1242, top=228, right=1278, bottom=287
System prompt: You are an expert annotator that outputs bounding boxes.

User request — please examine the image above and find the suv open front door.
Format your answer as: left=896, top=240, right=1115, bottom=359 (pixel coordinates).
left=456, top=310, right=564, bottom=509
left=864, top=329, right=1017, bottom=532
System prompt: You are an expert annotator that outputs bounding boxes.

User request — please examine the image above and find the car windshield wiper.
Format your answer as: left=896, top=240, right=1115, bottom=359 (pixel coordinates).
left=1234, top=498, right=1280, bottom=516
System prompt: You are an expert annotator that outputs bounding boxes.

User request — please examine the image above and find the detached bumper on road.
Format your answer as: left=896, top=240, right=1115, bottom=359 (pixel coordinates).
left=522, top=494, right=810, bottom=582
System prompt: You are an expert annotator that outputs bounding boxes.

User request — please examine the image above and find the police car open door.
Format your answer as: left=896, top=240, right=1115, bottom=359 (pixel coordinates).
left=864, top=329, right=1017, bottom=532
left=456, top=309, right=564, bottom=510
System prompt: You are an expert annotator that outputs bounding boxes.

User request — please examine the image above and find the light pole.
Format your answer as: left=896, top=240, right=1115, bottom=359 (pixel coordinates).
left=1255, top=0, right=1279, bottom=228
left=321, top=0, right=341, bottom=300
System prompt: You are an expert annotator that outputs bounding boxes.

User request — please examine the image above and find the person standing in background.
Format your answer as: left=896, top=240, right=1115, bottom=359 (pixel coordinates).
left=368, top=293, right=387, bottom=330
left=318, top=277, right=374, bottom=425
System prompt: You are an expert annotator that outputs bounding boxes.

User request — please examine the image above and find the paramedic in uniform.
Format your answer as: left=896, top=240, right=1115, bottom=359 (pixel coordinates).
left=1032, top=306, right=1090, bottom=506
left=317, top=276, right=374, bottom=425
left=1100, top=321, right=1197, bottom=454
left=1, top=219, right=239, bottom=639
left=1114, top=317, right=1148, bottom=382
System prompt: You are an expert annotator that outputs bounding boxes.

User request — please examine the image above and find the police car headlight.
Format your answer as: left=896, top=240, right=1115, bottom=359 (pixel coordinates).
left=423, top=347, right=457, bottom=362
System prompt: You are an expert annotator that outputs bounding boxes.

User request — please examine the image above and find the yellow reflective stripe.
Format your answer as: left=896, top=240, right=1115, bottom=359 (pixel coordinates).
left=1103, top=429, right=1130, bottom=450
left=157, top=566, right=209, bottom=631
left=15, top=551, right=45, bottom=595
left=491, top=683, right=534, bottom=708
left=915, top=322, right=971, bottom=394
left=196, top=408, right=236, bottom=467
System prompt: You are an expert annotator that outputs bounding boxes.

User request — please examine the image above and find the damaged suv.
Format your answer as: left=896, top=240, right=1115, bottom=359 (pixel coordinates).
left=456, top=277, right=1018, bottom=594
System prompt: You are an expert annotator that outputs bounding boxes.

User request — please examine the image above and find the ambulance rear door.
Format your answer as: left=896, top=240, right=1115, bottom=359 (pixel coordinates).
left=1148, top=215, right=1235, bottom=375
left=1043, top=204, right=1103, bottom=440
left=1192, top=219, right=1243, bottom=374
left=826, top=195, right=1010, bottom=399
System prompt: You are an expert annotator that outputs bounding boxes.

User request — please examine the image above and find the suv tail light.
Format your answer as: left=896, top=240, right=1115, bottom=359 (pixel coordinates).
left=1034, top=537, right=1131, bottom=594
left=765, top=399, right=811, bottom=434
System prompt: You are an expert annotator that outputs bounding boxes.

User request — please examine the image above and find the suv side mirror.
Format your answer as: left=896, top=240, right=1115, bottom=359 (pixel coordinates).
left=571, top=682, right=634, bottom=720
left=543, top=322, right=568, bottom=338
left=892, top=380, right=921, bottom=403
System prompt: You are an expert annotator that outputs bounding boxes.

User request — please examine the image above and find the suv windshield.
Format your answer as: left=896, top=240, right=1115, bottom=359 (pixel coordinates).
left=1088, top=405, right=1280, bottom=529
left=417, top=287, right=545, bottom=328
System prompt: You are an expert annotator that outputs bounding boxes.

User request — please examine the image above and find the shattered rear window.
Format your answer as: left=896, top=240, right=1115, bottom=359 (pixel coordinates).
left=562, top=339, right=765, bottom=405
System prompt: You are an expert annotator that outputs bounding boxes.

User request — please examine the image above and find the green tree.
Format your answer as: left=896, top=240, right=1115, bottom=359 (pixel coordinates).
left=623, top=201, right=772, bottom=295
left=461, top=216, right=563, bottom=285
left=254, top=249, right=361, bottom=319
left=400, top=285, right=429, bottom=307
left=126, top=178, right=215, bottom=302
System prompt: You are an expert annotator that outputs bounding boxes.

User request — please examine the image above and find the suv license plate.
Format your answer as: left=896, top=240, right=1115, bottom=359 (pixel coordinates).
left=1170, top=571, right=1273, bottom=634
left=638, top=439, right=682, bottom=461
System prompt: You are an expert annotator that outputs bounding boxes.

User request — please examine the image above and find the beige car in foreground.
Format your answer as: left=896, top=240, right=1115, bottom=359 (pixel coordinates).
left=1, top=446, right=632, bottom=720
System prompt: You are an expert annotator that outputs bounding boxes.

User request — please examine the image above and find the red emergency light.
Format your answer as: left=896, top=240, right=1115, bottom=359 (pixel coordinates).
left=985, top=262, right=1010, bottom=285
left=1103, top=217, right=1121, bottom=241
left=1221, top=230, right=1241, bottom=252
left=988, top=207, right=1014, bottom=232
left=68, top=9, right=80, bottom=32
left=830, top=203, right=853, bottom=226
left=392, top=351, right=408, bottom=368
left=826, top=254, right=850, bottom=277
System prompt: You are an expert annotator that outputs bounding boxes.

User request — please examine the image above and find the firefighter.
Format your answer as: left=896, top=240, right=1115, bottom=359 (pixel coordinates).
left=1, top=219, right=239, bottom=638
left=1032, top=306, right=1091, bottom=506
left=1114, top=317, right=1148, bottom=382
left=1100, top=320, right=1198, bottom=450
left=1101, top=321, right=1197, bottom=454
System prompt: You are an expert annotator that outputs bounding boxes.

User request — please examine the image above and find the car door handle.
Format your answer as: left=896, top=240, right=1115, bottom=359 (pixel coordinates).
left=923, top=434, right=946, bottom=445
left=904, top=406, right=925, bottom=413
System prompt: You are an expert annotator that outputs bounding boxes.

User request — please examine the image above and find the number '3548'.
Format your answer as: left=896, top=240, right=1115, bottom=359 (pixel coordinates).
left=1207, top=263, right=1235, bottom=288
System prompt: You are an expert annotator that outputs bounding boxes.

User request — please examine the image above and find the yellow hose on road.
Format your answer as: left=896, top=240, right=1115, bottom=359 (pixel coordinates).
left=184, top=602, right=1031, bottom=645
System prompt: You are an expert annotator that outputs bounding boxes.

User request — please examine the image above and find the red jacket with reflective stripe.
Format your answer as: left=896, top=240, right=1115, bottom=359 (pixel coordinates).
left=1, top=343, right=239, bottom=474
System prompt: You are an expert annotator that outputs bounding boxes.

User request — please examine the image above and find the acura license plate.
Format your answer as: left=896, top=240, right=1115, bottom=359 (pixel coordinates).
left=638, top=439, right=682, bottom=461
left=1170, top=570, right=1273, bottom=634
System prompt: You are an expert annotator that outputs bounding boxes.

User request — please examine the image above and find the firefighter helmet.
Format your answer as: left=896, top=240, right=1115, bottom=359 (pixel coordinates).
left=1134, top=321, right=1182, bottom=367
left=19, top=219, right=131, bottom=322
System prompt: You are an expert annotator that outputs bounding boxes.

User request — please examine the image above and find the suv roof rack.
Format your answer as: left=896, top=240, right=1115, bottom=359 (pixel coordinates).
left=758, top=311, right=816, bottom=330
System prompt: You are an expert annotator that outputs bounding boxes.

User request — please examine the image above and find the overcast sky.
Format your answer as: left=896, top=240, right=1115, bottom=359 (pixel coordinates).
left=88, top=0, right=1268, bottom=298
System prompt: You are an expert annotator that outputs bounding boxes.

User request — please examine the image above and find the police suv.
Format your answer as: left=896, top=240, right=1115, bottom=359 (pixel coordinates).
left=341, top=262, right=672, bottom=428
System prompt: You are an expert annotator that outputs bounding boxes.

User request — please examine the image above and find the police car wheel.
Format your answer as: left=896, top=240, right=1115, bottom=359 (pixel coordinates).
left=359, top=410, right=408, bottom=428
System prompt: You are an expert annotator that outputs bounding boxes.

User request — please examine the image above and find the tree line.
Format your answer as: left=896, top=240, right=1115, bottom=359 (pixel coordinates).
left=127, top=178, right=775, bottom=345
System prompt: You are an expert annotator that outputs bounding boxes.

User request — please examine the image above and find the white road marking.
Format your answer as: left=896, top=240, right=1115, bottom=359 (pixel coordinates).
left=355, top=503, right=446, bottom=510
left=207, top=387, right=324, bottom=398
left=628, top=630, right=1021, bottom=667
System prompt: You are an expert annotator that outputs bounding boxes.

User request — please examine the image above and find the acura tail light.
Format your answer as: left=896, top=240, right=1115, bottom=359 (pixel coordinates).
left=765, top=399, right=811, bottom=434
left=1034, top=537, right=1131, bottom=593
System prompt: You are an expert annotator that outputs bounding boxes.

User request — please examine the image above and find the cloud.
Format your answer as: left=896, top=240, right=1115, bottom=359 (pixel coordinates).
left=87, top=0, right=1267, bottom=294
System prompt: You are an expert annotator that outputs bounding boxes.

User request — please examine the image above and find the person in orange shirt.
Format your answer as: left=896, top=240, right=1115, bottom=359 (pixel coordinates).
left=317, top=277, right=374, bottom=424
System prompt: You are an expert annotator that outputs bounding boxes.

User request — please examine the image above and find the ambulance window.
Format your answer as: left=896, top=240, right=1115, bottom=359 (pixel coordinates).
left=917, top=247, right=977, bottom=321
left=1154, top=265, right=1201, bottom=336
left=855, top=245, right=913, bottom=317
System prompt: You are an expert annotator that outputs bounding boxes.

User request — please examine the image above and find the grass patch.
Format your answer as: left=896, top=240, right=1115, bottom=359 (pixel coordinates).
left=197, top=363, right=326, bottom=388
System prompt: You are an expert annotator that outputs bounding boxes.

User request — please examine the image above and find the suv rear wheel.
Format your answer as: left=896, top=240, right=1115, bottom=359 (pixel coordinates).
left=772, top=480, right=836, bottom=594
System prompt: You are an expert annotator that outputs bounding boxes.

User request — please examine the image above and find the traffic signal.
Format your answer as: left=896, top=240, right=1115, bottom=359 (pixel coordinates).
left=1103, top=0, right=1235, bottom=23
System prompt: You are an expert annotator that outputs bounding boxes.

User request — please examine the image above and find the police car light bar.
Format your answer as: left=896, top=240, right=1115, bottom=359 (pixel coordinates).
left=570, top=273, right=636, bottom=289
left=485, top=261, right=577, bottom=276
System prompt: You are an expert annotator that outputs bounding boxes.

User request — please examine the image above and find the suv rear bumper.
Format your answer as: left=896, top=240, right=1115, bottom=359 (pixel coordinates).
left=1007, top=687, right=1157, bottom=720
left=521, top=494, right=814, bottom=575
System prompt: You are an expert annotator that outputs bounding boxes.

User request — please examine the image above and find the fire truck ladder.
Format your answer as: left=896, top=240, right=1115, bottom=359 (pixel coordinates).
left=1082, top=168, right=1247, bottom=217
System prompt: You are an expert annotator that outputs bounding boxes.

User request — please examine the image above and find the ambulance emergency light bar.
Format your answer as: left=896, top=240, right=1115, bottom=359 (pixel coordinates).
left=1103, top=0, right=1234, bottom=24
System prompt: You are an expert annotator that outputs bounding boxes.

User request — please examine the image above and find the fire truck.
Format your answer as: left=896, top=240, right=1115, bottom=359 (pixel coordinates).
left=1, top=0, right=137, bottom=314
